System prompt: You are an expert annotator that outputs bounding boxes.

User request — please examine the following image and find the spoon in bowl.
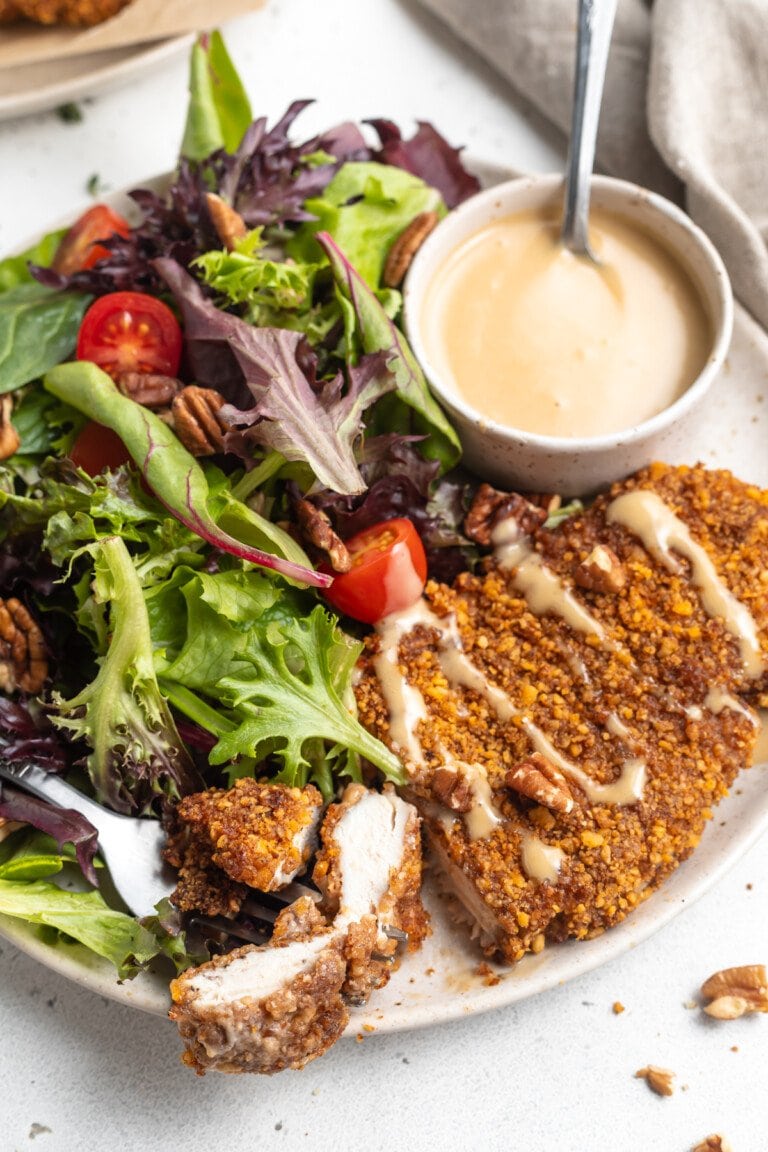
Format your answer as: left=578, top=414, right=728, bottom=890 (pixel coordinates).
left=560, top=0, right=618, bottom=261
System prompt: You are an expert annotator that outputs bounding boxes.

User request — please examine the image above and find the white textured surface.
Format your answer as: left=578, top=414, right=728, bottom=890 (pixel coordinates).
left=1, top=1, right=767, bottom=1150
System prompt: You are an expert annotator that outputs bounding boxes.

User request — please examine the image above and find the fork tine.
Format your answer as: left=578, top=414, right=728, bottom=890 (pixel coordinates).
left=189, top=916, right=271, bottom=946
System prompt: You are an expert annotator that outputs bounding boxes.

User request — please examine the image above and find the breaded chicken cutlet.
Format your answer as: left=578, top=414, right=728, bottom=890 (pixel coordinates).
left=164, top=780, right=323, bottom=918
left=355, top=463, right=768, bottom=964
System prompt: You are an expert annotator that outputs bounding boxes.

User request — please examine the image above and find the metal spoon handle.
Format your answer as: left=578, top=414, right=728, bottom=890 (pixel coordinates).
left=561, top=0, right=618, bottom=255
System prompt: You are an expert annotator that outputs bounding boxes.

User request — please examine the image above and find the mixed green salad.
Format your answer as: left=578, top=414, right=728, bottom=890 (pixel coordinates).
left=0, top=33, right=483, bottom=978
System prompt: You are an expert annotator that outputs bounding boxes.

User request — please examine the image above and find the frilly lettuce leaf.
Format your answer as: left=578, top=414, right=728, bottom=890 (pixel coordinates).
left=51, top=536, right=202, bottom=815
left=149, top=566, right=405, bottom=799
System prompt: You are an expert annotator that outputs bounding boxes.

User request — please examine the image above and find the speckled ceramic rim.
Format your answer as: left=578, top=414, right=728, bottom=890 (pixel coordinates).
left=403, top=173, right=734, bottom=455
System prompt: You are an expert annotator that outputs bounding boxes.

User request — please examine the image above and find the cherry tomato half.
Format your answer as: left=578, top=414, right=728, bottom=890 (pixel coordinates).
left=76, top=291, right=183, bottom=379
left=52, top=204, right=130, bottom=276
left=322, top=518, right=427, bottom=624
left=69, top=421, right=131, bottom=476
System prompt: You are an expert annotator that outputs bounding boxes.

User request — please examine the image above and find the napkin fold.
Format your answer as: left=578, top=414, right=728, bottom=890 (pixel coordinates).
left=415, top=0, right=768, bottom=330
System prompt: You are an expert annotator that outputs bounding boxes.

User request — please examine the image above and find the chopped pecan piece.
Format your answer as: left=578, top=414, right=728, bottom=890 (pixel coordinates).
left=431, top=767, right=473, bottom=813
left=692, top=1138, right=732, bottom=1152
left=701, top=963, right=768, bottom=1019
left=505, top=752, right=574, bottom=814
left=382, top=210, right=439, bottom=288
left=0, top=395, right=20, bottom=461
left=575, top=544, right=626, bottom=593
left=464, top=483, right=547, bottom=548
left=635, top=1065, right=675, bottom=1097
left=206, top=192, right=248, bottom=251
left=294, top=499, right=351, bottom=573
left=525, top=492, right=562, bottom=518
left=0, top=597, right=48, bottom=694
left=116, top=371, right=180, bottom=409
left=172, top=386, right=229, bottom=456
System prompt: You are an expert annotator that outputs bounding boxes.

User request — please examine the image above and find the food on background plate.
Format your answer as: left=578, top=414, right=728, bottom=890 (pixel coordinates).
left=0, top=0, right=131, bottom=26
left=0, top=32, right=763, bottom=1075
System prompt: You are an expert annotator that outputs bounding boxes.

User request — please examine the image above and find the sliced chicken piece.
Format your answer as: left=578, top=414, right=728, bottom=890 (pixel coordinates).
left=169, top=785, right=426, bottom=1075
left=314, top=783, right=428, bottom=1004
left=164, top=780, right=323, bottom=917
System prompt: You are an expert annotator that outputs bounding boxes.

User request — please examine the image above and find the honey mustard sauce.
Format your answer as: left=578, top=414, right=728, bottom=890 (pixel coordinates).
left=421, top=206, right=711, bottom=438
left=521, top=833, right=565, bottom=884
left=703, top=687, right=759, bottom=725
left=373, top=595, right=646, bottom=880
left=492, top=519, right=606, bottom=640
left=752, top=712, right=768, bottom=766
left=606, top=490, right=764, bottom=678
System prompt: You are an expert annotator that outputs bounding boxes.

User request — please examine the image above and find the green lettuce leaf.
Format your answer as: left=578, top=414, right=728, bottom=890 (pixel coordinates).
left=0, top=228, right=67, bottom=293
left=181, top=30, right=253, bottom=161
left=44, top=361, right=325, bottom=587
left=0, top=284, right=91, bottom=395
left=318, top=231, right=461, bottom=471
left=9, top=386, right=84, bottom=458
left=150, top=566, right=405, bottom=798
left=0, top=829, right=73, bottom=882
left=289, top=161, right=444, bottom=290
left=0, top=878, right=171, bottom=980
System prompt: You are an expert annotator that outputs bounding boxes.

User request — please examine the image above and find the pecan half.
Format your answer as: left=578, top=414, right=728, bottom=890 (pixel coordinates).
left=505, top=752, right=574, bottom=814
left=206, top=192, right=248, bottom=251
left=574, top=544, right=626, bottom=593
left=0, top=395, right=20, bottom=461
left=293, top=498, right=351, bottom=573
left=701, top=963, right=768, bottom=1019
left=634, top=1065, right=675, bottom=1097
left=116, top=371, right=180, bottom=409
left=464, top=484, right=547, bottom=548
left=432, top=767, right=473, bottom=813
left=172, top=386, right=229, bottom=456
left=0, top=597, right=48, bottom=694
left=382, top=210, right=439, bottom=288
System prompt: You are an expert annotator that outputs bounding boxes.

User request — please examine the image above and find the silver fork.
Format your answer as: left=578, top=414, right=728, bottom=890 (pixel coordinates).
left=0, top=758, right=174, bottom=919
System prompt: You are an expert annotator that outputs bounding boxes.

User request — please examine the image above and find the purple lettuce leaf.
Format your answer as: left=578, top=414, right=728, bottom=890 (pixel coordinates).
left=156, top=258, right=395, bottom=495
left=33, top=103, right=371, bottom=300
left=0, top=697, right=71, bottom=775
left=311, top=436, right=476, bottom=582
left=367, top=119, right=481, bottom=209
left=0, top=782, right=99, bottom=887
left=217, top=101, right=370, bottom=226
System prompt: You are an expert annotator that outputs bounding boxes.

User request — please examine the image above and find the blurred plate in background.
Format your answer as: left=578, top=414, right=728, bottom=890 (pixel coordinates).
left=0, top=34, right=193, bottom=121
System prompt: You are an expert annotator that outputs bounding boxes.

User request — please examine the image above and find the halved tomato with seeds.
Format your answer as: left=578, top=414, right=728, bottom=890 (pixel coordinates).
left=322, top=518, right=427, bottom=624
left=76, top=291, right=183, bottom=380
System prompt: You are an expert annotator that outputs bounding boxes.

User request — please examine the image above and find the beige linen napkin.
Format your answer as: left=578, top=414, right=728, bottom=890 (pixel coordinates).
left=416, top=0, right=768, bottom=331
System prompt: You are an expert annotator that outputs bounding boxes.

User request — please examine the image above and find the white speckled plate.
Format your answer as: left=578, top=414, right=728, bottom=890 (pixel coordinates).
left=1, top=164, right=767, bottom=1032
